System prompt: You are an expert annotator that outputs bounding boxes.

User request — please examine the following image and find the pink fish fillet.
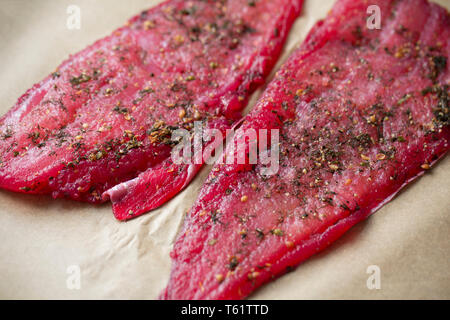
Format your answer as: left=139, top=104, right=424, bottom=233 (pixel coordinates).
left=0, top=0, right=304, bottom=220
left=161, top=0, right=449, bottom=299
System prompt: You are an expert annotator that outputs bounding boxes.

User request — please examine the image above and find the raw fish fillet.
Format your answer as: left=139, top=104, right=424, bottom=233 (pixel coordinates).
left=0, top=0, right=303, bottom=220
left=162, top=0, right=449, bottom=299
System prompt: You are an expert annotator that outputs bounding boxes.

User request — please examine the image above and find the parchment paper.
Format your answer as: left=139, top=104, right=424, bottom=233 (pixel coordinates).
left=0, top=0, right=449, bottom=300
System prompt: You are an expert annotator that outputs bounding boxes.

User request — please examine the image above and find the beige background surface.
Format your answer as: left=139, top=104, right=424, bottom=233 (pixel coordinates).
left=0, top=0, right=449, bottom=300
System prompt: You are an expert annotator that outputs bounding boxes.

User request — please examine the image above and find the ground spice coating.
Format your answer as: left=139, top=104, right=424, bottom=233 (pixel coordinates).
left=0, top=0, right=303, bottom=220
left=162, top=0, right=449, bottom=300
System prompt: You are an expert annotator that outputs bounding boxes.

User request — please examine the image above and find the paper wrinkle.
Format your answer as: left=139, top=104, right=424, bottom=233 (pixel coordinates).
left=0, top=0, right=449, bottom=299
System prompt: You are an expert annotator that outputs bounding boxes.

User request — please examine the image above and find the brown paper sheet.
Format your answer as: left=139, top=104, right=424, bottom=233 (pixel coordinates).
left=0, top=0, right=449, bottom=300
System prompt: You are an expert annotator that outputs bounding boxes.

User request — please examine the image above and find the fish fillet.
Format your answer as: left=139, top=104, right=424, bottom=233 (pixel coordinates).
left=0, top=0, right=304, bottom=220
left=162, top=0, right=449, bottom=299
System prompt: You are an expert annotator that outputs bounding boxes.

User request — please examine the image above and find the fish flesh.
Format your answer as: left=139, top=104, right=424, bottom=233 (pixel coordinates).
left=161, top=0, right=449, bottom=299
left=0, top=0, right=304, bottom=220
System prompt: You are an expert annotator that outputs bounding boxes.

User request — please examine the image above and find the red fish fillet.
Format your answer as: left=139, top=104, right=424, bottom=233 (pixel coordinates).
left=162, top=0, right=449, bottom=299
left=0, top=0, right=303, bottom=220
